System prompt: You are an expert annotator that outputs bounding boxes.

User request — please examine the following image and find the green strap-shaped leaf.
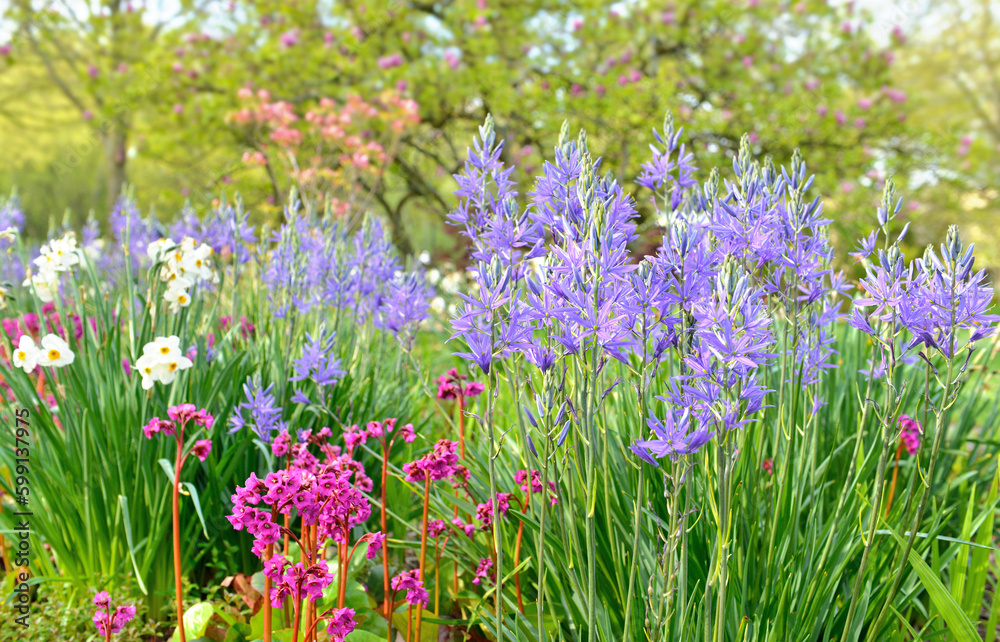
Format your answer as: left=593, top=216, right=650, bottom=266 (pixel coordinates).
left=117, top=495, right=148, bottom=595
left=882, top=518, right=981, bottom=642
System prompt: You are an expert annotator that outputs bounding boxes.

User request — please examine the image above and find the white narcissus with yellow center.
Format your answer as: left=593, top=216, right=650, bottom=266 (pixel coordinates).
left=135, top=336, right=193, bottom=389
left=12, top=335, right=40, bottom=373
left=37, top=334, right=75, bottom=368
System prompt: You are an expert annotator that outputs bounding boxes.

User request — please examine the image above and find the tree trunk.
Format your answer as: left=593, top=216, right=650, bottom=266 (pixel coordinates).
left=104, top=126, right=128, bottom=210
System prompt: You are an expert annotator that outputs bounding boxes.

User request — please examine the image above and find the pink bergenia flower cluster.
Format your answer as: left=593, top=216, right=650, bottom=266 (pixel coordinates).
left=142, top=404, right=214, bottom=462
left=472, top=557, right=494, bottom=586
left=475, top=492, right=514, bottom=530
left=343, top=417, right=415, bottom=451
left=436, top=367, right=485, bottom=400
left=262, top=554, right=332, bottom=607
left=899, top=414, right=922, bottom=455
left=427, top=519, right=447, bottom=538
left=92, top=591, right=136, bottom=638
left=403, top=439, right=461, bottom=482
left=391, top=569, right=429, bottom=608
left=325, top=607, right=357, bottom=641
left=515, top=469, right=559, bottom=506
left=228, top=461, right=371, bottom=557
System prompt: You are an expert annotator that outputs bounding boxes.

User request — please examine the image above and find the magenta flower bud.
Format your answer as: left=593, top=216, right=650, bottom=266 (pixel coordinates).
left=190, top=439, right=212, bottom=461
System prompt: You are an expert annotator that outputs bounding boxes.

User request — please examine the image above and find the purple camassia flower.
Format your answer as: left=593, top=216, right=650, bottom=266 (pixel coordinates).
left=109, top=195, right=162, bottom=273
left=903, top=227, right=997, bottom=357
left=170, top=201, right=257, bottom=264
left=448, top=114, right=543, bottom=266
left=376, top=270, right=433, bottom=346
left=0, top=193, right=26, bottom=284
left=631, top=407, right=713, bottom=465
left=636, top=112, right=698, bottom=214
left=289, top=331, right=346, bottom=387
left=229, top=376, right=286, bottom=441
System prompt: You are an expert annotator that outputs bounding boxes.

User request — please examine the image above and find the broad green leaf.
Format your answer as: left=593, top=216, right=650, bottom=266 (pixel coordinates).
left=223, top=623, right=252, bottom=642
left=883, top=519, right=981, bottom=642
left=170, top=602, right=216, bottom=642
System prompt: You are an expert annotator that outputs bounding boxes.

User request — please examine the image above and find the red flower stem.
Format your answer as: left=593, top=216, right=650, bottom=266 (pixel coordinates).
left=514, top=494, right=530, bottom=614
left=338, top=522, right=349, bottom=609
left=291, top=597, right=302, bottom=642
left=406, top=604, right=413, bottom=642
left=454, top=397, right=466, bottom=597
left=105, top=605, right=112, bottom=642
left=386, top=589, right=396, bottom=642
left=414, top=476, right=431, bottom=640
left=307, top=525, right=318, bottom=642
left=263, top=541, right=274, bottom=642
left=301, top=522, right=311, bottom=641
left=381, top=438, right=391, bottom=621
left=302, top=606, right=338, bottom=642
left=173, top=425, right=187, bottom=642
left=283, top=455, right=292, bottom=556
left=458, top=394, right=466, bottom=459
left=885, top=440, right=905, bottom=517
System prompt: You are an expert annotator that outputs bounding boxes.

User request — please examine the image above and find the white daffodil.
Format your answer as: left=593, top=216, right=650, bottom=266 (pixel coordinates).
left=37, top=232, right=82, bottom=272
left=153, top=355, right=193, bottom=386
left=163, top=279, right=194, bottom=313
left=13, top=335, right=40, bottom=373
left=23, top=270, right=59, bottom=303
left=135, top=353, right=159, bottom=390
left=142, top=335, right=183, bottom=362
left=37, top=334, right=74, bottom=368
left=135, top=336, right=193, bottom=388
left=147, top=236, right=217, bottom=314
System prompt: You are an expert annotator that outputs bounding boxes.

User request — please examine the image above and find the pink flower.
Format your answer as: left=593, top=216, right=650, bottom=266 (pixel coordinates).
left=272, top=430, right=292, bottom=457
left=93, top=591, right=111, bottom=609
left=464, top=381, right=485, bottom=397
left=364, top=531, right=385, bottom=560
left=475, top=492, right=513, bottom=529
left=835, top=110, right=847, bottom=125
left=899, top=415, right=922, bottom=455
left=427, top=519, right=447, bottom=538
left=742, top=56, right=753, bottom=68
left=403, top=440, right=459, bottom=482
left=280, top=29, right=300, bottom=48
left=378, top=53, right=403, bottom=69
left=142, top=417, right=176, bottom=439
left=91, top=591, right=135, bottom=637
left=325, top=607, right=357, bottom=642
left=762, top=458, right=773, bottom=475
left=472, top=557, right=494, bottom=585
left=190, top=439, right=212, bottom=462
left=857, top=98, right=872, bottom=110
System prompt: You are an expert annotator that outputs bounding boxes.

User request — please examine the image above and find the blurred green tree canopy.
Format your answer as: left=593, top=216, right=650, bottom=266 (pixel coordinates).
left=0, top=0, right=996, bottom=268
